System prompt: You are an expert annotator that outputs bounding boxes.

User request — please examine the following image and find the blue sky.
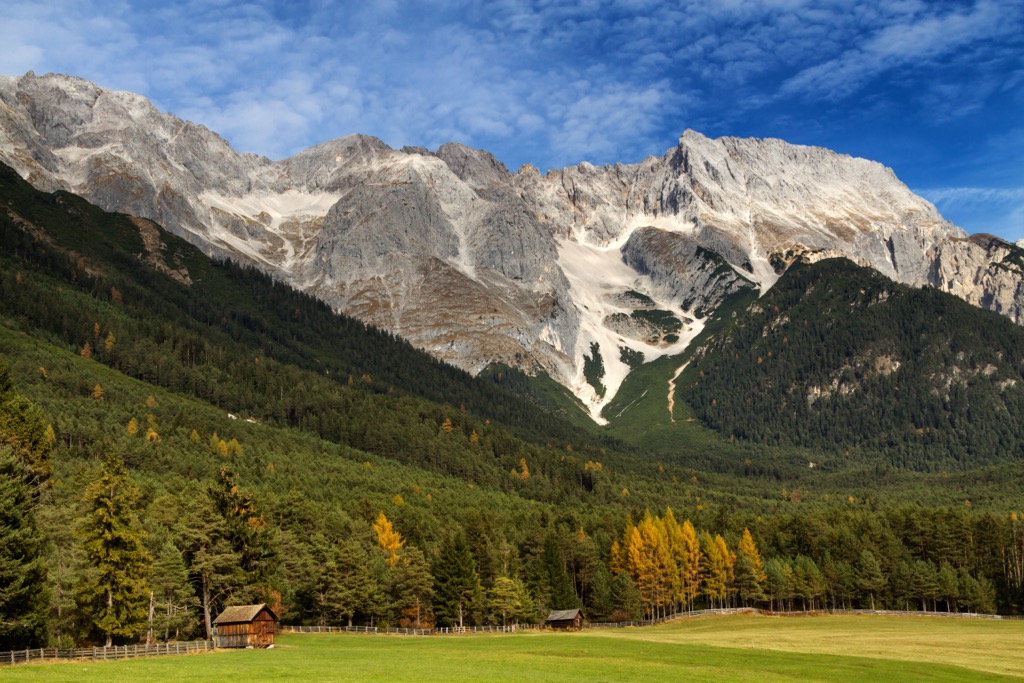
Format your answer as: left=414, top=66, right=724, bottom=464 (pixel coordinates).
left=2, top=0, right=1022, bottom=239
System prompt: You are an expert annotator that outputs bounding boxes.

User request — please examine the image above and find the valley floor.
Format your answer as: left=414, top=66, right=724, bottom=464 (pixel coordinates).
left=4, top=613, right=1023, bottom=682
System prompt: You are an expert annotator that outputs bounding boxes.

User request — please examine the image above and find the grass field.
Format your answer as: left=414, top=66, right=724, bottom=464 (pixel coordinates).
left=5, top=613, right=1024, bottom=682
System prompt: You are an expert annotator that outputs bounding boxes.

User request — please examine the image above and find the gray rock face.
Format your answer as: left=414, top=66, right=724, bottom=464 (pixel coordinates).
left=929, top=235, right=1024, bottom=323
left=0, top=72, right=1019, bottom=420
left=621, top=228, right=757, bottom=316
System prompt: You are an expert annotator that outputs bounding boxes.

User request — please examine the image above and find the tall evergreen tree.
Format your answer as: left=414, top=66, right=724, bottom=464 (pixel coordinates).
left=608, top=571, right=644, bottom=621
left=209, top=466, right=277, bottom=591
left=433, top=531, right=480, bottom=628
left=485, top=576, right=534, bottom=626
left=148, top=539, right=199, bottom=642
left=173, top=492, right=242, bottom=639
left=857, top=549, right=886, bottom=610
left=0, top=360, right=51, bottom=649
left=537, top=531, right=579, bottom=611
left=77, top=452, right=151, bottom=646
left=387, top=546, right=434, bottom=628
left=330, top=539, right=378, bottom=627
left=0, top=448, right=50, bottom=648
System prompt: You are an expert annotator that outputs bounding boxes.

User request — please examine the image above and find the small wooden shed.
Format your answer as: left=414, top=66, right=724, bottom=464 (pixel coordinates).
left=546, top=608, right=585, bottom=631
left=213, top=603, right=278, bottom=648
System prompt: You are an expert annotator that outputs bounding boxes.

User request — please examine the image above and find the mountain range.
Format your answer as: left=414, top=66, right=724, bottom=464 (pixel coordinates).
left=3, top=71, right=1023, bottom=422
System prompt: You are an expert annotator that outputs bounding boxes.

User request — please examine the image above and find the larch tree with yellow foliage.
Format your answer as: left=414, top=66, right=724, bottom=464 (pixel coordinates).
left=662, top=509, right=703, bottom=613
left=735, top=528, right=767, bottom=605
left=679, top=519, right=702, bottom=611
left=701, top=531, right=729, bottom=608
left=373, top=512, right=406, bottom=566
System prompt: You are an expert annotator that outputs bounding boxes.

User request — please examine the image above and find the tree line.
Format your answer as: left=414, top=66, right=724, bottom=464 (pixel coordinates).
left=3, top=356, right=1020, bottom=650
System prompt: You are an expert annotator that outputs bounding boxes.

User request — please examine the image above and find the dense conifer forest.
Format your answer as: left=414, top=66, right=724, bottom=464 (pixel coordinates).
left=1, top=162, right=1023, bottom=649
left=679, top=259, right=1024, bottom=470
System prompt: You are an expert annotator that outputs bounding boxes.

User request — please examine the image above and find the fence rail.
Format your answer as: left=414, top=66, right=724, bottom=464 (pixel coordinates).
left=283, top=624, right=537, bottom=636
left=281, top=607, right=1022, bottom=638
left=1, top=640, right=215, bottom=666
left=8, top=607, right=1020, bottom=665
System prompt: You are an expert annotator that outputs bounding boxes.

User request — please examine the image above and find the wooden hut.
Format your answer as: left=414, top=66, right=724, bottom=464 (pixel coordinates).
left=213, top=604, right=278, bottom=648
left=545, top=608, right=585, bottom=631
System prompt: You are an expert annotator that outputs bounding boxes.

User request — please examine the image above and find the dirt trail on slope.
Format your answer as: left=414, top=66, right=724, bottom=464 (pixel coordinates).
left=667, top=361, right=689, bottom=423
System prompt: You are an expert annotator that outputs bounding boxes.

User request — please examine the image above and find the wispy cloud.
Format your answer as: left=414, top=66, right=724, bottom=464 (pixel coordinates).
left=918, top=187, right=1024, bottom=239
left=0, top=0, right=1021, bottom=237
left=780, top=0, right=1022, bottom=102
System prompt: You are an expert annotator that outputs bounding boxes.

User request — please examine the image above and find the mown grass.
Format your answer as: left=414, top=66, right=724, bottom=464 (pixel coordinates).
left=5, top=614, right=1023, bottom=682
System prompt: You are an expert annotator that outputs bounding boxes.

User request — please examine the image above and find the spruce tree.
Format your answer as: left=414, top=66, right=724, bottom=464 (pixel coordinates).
left=78, top=452, right=151, bottom=646
left=539, top=532, right=579, bottom=611
left=432, top=531, right=480, bottom=628
left=609, top=571, right=644, bottom=621
left=0, top=448, right=50, bottom=648
left=0, top=360, right=51, bottom=648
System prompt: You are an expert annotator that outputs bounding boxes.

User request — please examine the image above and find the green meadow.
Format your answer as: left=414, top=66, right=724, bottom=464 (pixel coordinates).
left=5, top=614, right=1023, bottom=682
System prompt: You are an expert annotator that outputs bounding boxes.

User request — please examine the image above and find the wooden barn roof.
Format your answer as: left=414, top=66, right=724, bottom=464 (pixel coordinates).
left=546, top=608, right=584, bottom=622
left=213, top=603, right=277, bottom=625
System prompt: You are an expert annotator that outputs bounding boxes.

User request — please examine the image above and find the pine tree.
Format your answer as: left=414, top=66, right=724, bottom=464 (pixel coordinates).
left=433, top=531, right=480, bottom=628
left=78, top=452, right=151, bottom=646
left=856, top=549, right=886, bottom=610
left=0, top=359, right=53, bottom=491
left=149, top=539, right=199, bottom=641
left=937, top=561, right=960, bottom=612
left=209, top=466, right=277, bottom=589
left=0, top=448, right=50, bottom=648
left=173, top=492, right=242, bottom=639
left=486, top=576, right=534, bottom=626
left=388, top=546, right=434, bottom=628
left=0, top=360, right=51, bottom=648
left=764, top=557, right=794, bottom=611
left=331, top=539, right=377, bottom=627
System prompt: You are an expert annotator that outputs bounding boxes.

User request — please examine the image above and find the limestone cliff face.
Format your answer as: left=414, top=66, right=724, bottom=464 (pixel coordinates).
left=930, top=235, right=1024, bottom=323
left=1, top=71, right=1019, bottom=420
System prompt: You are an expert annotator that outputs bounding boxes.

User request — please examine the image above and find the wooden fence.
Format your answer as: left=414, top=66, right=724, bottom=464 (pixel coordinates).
left=8, top=607, right=1020, bottom=665
left=1, top=640, right=215, bottom=666
left=283, top=624, right=535, bottom=636
left=281, top=606, right=1021, bottom=638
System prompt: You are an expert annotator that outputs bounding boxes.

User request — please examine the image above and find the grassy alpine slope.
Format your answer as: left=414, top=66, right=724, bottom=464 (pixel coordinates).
left=4, top=614, right=1024, bottom=682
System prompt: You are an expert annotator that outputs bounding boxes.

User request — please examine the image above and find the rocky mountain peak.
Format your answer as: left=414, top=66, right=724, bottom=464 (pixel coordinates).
left=1, top=71, right=1022, bottom=421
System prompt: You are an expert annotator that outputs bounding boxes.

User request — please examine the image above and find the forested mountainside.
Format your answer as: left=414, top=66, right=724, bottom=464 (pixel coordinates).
left=0, top=160, right=612, bottom=460
left=2, top=165, right=1024, bottom=651
left=678, top=258, right=1024, bottom=471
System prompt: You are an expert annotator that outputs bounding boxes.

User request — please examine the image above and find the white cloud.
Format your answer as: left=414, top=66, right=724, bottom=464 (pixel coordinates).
left=780, top=0, right=1022, bottom=101
left=0, top=0, right=1020, bottom=241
